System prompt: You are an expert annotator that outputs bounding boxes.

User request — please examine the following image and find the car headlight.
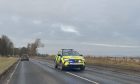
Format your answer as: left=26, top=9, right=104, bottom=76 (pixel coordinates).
left=64, top=58, right=69, bottom=61
left=78, top=60, right=82, bottom=63
left=82, top=59, right=85, bottom=61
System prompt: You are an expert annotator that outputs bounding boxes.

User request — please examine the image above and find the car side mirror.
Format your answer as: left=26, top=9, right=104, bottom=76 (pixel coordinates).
left=58, top=54, right=61, bottom=56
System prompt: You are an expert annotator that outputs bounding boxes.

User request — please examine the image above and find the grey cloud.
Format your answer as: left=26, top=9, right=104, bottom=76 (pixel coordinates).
left=81, top=42, right=140, bottom=48
left=0, top=0, right=140, bottom=56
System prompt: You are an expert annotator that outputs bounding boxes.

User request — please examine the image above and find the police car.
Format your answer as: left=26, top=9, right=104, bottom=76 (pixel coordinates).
left=55, top=49, right=85, bottom=70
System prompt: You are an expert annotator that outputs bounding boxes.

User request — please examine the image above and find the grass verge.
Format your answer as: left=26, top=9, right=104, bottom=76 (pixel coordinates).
left=85, top=56, right=140, bottom=71
left=0, top=57, right=17, bottom=75
left=34, top=55, right=140, bottom=72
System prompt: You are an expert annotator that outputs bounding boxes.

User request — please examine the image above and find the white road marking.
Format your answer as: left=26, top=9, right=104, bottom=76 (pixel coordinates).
left=7, top=61, right=20, bottom=84
left=66, top=72, right=99, bottom=84
left=44, top=63, right=54, bottom=68
left=33, top=59, right=99, bottom=84
left=31, top=59, right=54, bottom=68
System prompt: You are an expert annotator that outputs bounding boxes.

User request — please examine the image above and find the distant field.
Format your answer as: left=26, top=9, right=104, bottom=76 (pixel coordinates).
left=0, top=57, right=17, bottom=74
left=85, top=56, right=140, bottom=71
left=40, top=55, right=140, bottom=71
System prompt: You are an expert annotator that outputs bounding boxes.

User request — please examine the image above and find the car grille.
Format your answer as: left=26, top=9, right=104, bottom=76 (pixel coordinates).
left=69, top=59, right=81, bottom=63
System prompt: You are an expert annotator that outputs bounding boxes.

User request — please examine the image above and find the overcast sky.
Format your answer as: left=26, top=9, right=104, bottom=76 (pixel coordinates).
left=0, top=0, right=140, bottom=56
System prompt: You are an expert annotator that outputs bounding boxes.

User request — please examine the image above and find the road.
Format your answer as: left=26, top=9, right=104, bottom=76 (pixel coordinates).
left=7, top=59, right=140, bottom=84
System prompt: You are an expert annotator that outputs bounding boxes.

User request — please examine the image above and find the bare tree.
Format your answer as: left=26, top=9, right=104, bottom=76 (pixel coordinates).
left=0, top=35, right=44, bottom=57
left=0, top=35, right=14, bottom=56
left=27, top=39, right=44, bottom=56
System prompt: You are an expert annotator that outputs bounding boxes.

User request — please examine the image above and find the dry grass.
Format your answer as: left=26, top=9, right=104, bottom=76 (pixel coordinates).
left=36, top=55, right=140, bottom=71
left=0, top=57, right=17, bottom=74
left=85, top=56, right=140, bottom=71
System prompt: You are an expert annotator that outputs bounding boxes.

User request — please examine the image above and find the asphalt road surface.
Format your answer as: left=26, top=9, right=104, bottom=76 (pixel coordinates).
left=7, top=59, right=140, bottom=84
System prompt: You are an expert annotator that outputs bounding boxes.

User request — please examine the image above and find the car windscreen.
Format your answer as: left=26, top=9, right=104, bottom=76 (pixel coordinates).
left=62, top=51, right=80, bottom=56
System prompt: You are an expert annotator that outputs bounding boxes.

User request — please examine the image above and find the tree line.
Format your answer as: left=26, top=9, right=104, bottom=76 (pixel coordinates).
left=0, top=35, right=14, bottom=56
left=0, top=35, right=44, bottom=57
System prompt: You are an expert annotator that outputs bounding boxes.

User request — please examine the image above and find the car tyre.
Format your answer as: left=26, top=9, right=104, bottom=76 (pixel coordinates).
left=60, top=63, right=65, bottom=71
left=55, top=64, right=58, bottom=69
left=80, top=66, right=85, bottom=71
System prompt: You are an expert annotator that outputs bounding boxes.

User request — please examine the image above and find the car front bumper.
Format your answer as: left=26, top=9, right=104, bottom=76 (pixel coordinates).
left=21, top=59, right=29, bottom=61
left=64, top=62, right=85, bottom=68
left=66, top=65, right=85, bottom=68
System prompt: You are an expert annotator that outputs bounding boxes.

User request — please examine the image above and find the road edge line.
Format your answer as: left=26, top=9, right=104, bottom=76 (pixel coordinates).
left=6, top=61, right=20, bottom=84
left=66, top=72, right=99, bottom=84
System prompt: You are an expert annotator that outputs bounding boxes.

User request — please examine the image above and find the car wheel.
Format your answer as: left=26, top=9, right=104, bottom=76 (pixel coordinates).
left=60, top=63, right=65, bottom=70
left=55, top=64, right=58, bottom=69
left=80, top=66, right=85, bottom=71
